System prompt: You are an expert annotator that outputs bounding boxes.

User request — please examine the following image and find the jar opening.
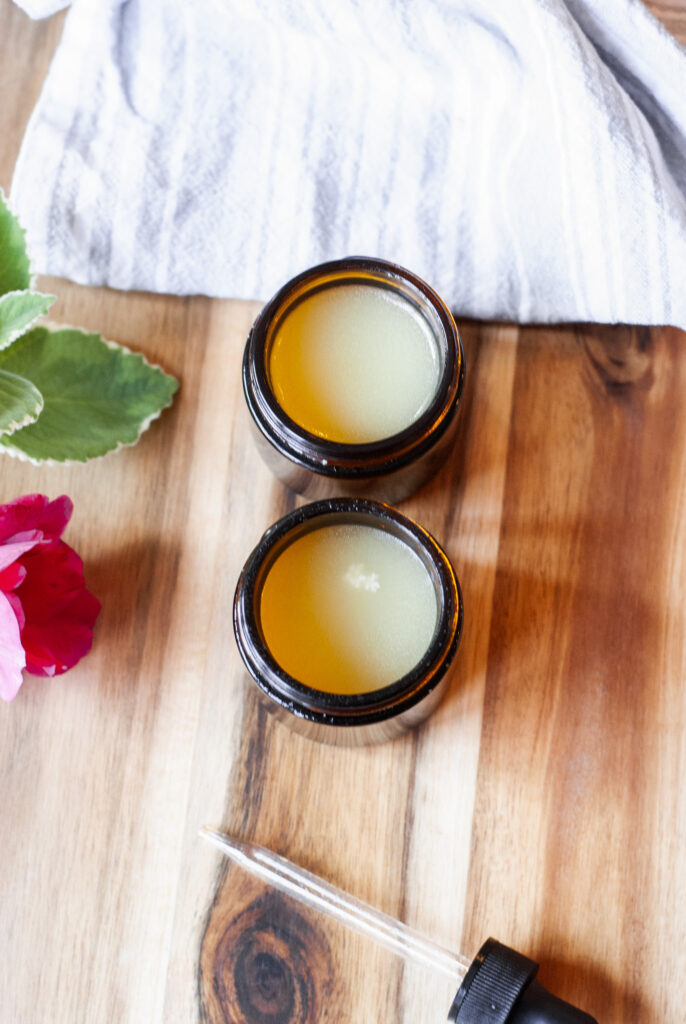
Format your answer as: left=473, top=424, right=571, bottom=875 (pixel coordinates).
left=257, top=519, right=440, bottom=696
left=265, top=272, right=445, bottom=445
left=243, top=258, right=465, bottom=480
left=233, top=499, right=462, bottom=724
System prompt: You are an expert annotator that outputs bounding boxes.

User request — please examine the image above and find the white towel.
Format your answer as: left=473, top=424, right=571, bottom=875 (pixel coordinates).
left=11, top=0, right=686, bottom=326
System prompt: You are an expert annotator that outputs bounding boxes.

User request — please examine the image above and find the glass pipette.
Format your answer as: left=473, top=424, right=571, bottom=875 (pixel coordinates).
left=201, top=826, right=470, bottom=984
left=200, top=827, right=598, bottom=1023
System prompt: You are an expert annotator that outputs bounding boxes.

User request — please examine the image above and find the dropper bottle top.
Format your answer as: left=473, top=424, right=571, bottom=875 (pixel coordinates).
left=200, top=828, right=599, bottom=1023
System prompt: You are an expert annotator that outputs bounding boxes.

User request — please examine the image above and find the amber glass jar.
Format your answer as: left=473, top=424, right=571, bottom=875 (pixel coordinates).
left=242, top=257, right=465, bottom=504
left=233, top=499, right=463, bottom=746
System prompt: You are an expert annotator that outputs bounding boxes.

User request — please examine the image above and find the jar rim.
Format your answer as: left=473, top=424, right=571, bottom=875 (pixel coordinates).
left=233, top=498, right=463, bottom=726
left=243, top=256, right=465, bottom=478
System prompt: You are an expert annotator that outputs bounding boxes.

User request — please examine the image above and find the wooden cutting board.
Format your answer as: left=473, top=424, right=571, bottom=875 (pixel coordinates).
left=2, top=5, right=685, bottom=1022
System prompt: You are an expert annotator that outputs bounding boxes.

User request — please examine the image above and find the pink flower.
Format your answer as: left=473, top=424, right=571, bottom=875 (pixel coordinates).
left=0, top=494, right=101, bottom=701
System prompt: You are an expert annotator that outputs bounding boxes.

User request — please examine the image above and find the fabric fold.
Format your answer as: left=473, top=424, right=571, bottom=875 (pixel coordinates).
left=10, top=0, right=686, bottom=326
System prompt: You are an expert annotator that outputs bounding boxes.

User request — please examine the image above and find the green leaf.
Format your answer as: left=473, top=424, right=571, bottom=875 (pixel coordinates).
left=0, top=326, right=178, bottom=463
left=0, top=189, right=31, bottom=296
left=0, top=290, right=56, bottom=350
left=0, top=368, right=43, bottom=437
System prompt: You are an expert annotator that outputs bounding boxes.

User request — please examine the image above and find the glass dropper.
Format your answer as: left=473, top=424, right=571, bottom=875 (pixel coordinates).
left=200, top=826, right=470, bottom=983
left=199, top=828, right=598, bottom=1024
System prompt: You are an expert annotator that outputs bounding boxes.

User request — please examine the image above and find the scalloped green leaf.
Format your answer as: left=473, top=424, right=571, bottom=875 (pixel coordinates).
left=0, top=290, right=56, bottom=350
left=0, top=368, right=43, bottom=436
left=0, top=189, right=31, bottom=297
left=0, top=326, right=178, bottom=463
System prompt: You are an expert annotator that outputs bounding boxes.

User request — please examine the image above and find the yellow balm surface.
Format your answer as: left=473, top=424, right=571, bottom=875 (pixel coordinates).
left=268, top=283, right=440, bottom=444
left=259, top=523, right=438, bottom=694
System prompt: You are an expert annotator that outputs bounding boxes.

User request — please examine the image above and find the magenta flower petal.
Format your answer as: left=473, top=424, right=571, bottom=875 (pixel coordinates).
left=0, top=494, right=73, bottom=545
left=0, top=591, right=26, bottom=701
left=15, top=540, right=101, bottom=677
left=0, top=561, right=28, bottom=593
left=0, top=561, right=27, bottom=590
left=0, top=494, right=99, bottom=694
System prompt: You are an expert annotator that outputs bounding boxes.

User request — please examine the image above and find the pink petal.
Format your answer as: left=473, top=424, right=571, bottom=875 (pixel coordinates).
left=5, top=591, right=25, bottom=631
left=0, top=537, right=42, bottom=574
left=15, top=540, right=101, bottom=677
left=0, top=590, right=26, bottom=701
left=0, top=495, right=73, bottom=545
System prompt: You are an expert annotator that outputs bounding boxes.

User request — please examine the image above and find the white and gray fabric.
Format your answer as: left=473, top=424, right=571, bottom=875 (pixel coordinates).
left=11, top=0, right=686, bottom=326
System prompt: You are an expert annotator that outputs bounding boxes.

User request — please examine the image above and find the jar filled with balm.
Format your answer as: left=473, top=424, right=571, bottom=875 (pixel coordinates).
left=233, top=499, right=462, bottom=746
left=242, top=257, right=465, bottom=503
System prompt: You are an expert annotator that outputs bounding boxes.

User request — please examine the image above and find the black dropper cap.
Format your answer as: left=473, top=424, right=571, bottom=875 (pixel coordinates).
left=448, top=939, right=599, bottom=1023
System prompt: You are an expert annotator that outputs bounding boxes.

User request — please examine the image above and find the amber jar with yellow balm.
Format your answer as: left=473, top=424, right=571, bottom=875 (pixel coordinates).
left=233, top=499, right=463, bottom=746
left=242, top=257, right=465, bottom=503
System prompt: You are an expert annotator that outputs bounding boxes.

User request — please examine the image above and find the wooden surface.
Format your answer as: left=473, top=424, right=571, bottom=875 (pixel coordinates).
left=2, top=3, right=686, bottom=1022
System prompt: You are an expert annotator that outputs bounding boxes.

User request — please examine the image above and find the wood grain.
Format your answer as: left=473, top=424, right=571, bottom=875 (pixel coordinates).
left=1, top=3, right=686, bottom=1023
left=462, top=323, right=686, bottom=1020
left=645, top=0, right=686, bottom=39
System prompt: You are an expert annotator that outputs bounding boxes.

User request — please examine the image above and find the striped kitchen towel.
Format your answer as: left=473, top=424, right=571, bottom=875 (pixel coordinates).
left=11, top=0, right=686, bottom=327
